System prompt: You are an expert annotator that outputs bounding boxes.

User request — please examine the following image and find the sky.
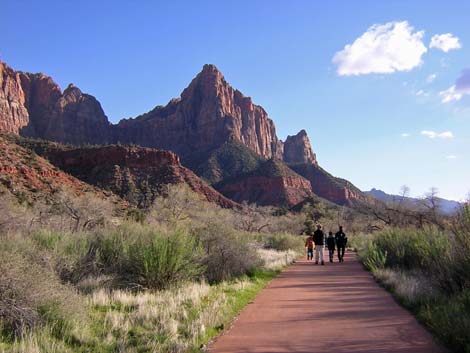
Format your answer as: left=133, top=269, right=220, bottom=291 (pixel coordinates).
left=1, top=0, right=469, bottom=201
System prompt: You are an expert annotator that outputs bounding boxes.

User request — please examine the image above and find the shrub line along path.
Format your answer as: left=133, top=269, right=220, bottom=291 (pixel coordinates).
left=209, top=252, right=447, bottom=353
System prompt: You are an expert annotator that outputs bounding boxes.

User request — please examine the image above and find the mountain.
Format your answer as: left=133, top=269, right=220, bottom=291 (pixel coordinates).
left=365, top=188, right=462, bottom=215
left=0, top=59, right=368, bottom=207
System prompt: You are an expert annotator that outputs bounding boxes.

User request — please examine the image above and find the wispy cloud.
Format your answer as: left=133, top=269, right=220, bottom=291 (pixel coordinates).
left=440, top=68, right=470, bottom=103
left=421, top=130, right=454, bottom=139
left=426, top=73, right=437, bottom=84
left=401, top=133, right=410, bottom=137
left=333, top=21, right=427, bottom=76
left=415, top=89, right=429, bottom=97
left=430, top=33, right=462, bottom=52
left=446, top=155, right=457, bottom=159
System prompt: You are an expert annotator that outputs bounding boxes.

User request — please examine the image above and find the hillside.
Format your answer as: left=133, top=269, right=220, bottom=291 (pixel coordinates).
left=0, top=135, right=112, bottom=204
left=8, top=135, right=238, bottom=209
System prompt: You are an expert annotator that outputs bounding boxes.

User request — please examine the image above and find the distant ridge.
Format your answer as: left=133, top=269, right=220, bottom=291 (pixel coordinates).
left=365, top=188, right=462, bottom=215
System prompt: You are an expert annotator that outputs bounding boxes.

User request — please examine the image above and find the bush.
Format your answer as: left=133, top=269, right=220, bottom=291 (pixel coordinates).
left=0, top=249, right=83, bottom=339
left=264, top=233, right=304, bottom=252
left=85, top=224, right=205, bottom=289
left=195, top=223, right=262, bottom=283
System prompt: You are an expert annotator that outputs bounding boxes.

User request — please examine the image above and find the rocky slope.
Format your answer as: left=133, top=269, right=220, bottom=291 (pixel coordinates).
left=0, top=135, right=109, bottom=204
left=216, top=159, right=313, bottom=207
left=0, top=59, right=367, bottom=207
left=37, top=143, right=239, bottom=209
left=288, top=163, right=368, bottom=206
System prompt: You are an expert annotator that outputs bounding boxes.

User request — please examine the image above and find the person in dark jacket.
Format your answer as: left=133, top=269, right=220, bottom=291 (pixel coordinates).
left=335, top=226, right=347, bottom=262
left=326, top=231, right=336, bottom=263
left=313, top=225, right=325, bottom=265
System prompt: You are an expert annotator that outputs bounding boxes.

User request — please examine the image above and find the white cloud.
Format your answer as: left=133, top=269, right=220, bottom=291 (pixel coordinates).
left=421, top=130, right=454, bottom=139
left=440, top=68, right=470, bottom=103
left=415, top=89, right=429, bottom=97
left=333, top=21, right=427, bottom=76
left=401, top=133, right=410, bottom=137
left=446, top=155, right=457, bottom=159
left=429, top=33, right=462, bottom=52
left=440, top=85, right=463, bottom=103
left=426, top=73, right=437, bottom=83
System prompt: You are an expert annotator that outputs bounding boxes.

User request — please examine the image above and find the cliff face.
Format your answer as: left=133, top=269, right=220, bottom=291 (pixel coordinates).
left=288, top=163, right=368, bottom=206
left=283, top=130, right=317, bottom=165
left=219, top=175, right=312, bottom=207
left=114, top=64, right=284, bottom=159
left=0, top=62, right=30, bottom=134
left=216, top=159, right=313, bottom=207
left=0, top=61, right=111, bottom=144
left=44, top=145, right=239, bottom=209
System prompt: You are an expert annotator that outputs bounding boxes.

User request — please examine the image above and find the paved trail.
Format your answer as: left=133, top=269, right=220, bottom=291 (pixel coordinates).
left=209, top=252, right=446, bottom=353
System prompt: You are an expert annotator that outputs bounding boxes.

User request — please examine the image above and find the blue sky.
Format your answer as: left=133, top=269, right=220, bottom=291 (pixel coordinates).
left=1, top=0, right=469, bottom=200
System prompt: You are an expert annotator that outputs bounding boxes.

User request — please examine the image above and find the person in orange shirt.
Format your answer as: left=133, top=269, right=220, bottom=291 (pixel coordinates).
left=305, top=232, right=314, bottom=260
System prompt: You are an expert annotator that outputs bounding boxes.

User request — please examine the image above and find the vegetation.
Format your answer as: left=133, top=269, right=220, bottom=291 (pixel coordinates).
left=0, top=184, right=305, bottom=353
left=353, top=204, right=470, bottom=353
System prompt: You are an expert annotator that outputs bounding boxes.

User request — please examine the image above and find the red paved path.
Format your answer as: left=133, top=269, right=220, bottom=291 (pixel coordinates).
left=209, top=252, right=446, bottom=353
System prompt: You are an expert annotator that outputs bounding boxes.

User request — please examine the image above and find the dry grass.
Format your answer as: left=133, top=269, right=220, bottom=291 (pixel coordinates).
left=257, top=248, right=299, bottom=269
left=89, top=279, right=252, bottom=352
left=373, top=268, right=436, bottom=304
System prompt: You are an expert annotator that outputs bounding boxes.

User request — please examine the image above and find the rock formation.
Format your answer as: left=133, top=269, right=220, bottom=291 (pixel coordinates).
left=283, top=130, right=317, bottom=165
left=0, top=60, right=111, bottom=144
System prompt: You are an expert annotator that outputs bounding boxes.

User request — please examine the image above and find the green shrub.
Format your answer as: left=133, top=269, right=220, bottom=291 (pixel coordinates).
left=195, top=223, right=262, bottom=283
left=264, top=233, right=304, bottom=252
left=0, top=249, right=83, bottom=339
left=86, top=224, right=205, bottom=289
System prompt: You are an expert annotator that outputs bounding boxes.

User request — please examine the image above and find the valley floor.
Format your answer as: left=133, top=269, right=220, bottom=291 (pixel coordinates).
left=209, top=252, right=446, bottom=353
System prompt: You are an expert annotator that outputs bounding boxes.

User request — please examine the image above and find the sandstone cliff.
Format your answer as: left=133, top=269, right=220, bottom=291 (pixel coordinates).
left=283, top=129, right=317, bottom=165
left=217, top=159, right=313, bottom=207
left=288, top=163, right=368, bottom=206
left=0, top=61, right=111, bottom=144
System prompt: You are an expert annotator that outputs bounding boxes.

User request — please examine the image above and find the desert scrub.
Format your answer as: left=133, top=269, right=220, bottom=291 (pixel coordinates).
left=2, top=270, right=277, bottom=353
left=355, top=220, right=470, bottom=353
left=0, top=249, right=85, bottom=348
left=257, top=248, right=299, bottom=269
left=263, top=233, right=304, bottom=252
left=82, top=224, right=205, bottom=290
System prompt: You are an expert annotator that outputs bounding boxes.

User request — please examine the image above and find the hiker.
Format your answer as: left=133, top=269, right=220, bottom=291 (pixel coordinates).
left=305, top=232, right=314, bottom=260
left=335, top=226, right=348, bottom=262
left=326, top=231, right=336, bottom=263
left=313, top=224, right=325, bottom=265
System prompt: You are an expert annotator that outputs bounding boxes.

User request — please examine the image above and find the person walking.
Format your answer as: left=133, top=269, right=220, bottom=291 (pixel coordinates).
left=326, top=231, right=336, bottom=263
left=305, top=232, right=314, bottom=260
left=313, top=224, right=325, bottom=265
left=335, top=226, right=348, bottom=262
